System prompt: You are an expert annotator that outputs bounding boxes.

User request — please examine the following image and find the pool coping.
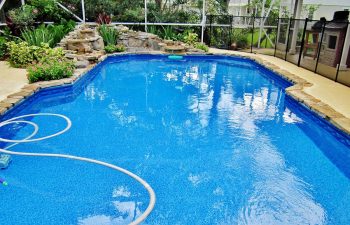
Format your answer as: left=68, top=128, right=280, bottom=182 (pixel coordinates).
left=0, top=51, right=350, bottom=136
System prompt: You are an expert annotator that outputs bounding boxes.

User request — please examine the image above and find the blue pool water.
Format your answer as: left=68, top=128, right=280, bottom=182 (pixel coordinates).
left=1, top=54, right=350, bottom=225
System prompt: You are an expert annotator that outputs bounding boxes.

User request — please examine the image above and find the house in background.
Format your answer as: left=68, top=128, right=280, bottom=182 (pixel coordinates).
left=228, top=0, right=350, bottom=20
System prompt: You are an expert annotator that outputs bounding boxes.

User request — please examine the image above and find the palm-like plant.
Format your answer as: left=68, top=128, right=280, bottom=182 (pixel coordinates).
left=98, top=25, right=119, bottom=46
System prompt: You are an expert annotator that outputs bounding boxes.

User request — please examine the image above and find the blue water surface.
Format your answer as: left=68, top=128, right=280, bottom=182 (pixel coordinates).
left=1, top=55, right=350, bottom=225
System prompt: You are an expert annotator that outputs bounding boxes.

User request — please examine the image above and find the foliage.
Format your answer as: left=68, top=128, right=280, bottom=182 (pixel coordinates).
left=0, top=37, right=7, bottom=59
left=27, top=60, right=74, bottom=83
left=32, top=44, right=66, bottom=64
left=28, top=0, right=65, bottom=22
left=104, top=44, right=126, bottom=53
left=231, top=29, right=249, bottom=49
left=183, top=31, right=198, bottom=46
left=98, top=25, right=119, bottom=46
left=194, top=42, right=209, bottom=52
left=97, top=13, right=112, bottom=24
left=302, top=4, right=320, bottom=20
left=21, top=22, right=76, bottom=47
left=6, top=41, right=35, bottom=67
left=7, top=5, right=38, bottom=27
left=6, top=41, right=66, bottom=68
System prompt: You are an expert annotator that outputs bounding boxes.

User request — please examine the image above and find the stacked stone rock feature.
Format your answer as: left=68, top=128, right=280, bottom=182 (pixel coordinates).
left=116, top=25, right=164, bottom=52
left=58, top=24, right=105, bottom=68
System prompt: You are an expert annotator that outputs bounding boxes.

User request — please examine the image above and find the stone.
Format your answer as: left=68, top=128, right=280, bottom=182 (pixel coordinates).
left=23, top=84, right=40, bottom=91
left=75, top=60, right=90, bottom=68
left=2, top=98, right=20, bottom=105
left=65, top=53, right=78, bottom=59
left=0, top=107, right=7, bottom=115
left=0, top=102, right=12, bottom=109
left=116, top=25, right=129, bottom=33
left=92, top=38, right=104, bottom=51
left=330, top=117, right=350, bottom=135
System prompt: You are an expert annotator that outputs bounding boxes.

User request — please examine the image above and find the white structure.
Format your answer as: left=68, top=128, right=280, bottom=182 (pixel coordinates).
left=302, top=0, right=350, bottom=20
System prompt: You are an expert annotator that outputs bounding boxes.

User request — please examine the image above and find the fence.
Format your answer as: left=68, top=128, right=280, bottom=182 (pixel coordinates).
left=0, top=1, right=349, bottom=87
left=206, top=15, right=350, bottom=87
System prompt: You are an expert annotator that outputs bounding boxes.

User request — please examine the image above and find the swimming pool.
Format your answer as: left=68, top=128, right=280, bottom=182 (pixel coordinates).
left=1, top=54, right=350, bottom=224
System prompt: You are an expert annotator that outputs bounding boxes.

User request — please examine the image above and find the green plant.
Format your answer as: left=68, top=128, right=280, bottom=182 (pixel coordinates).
left=27, top=60, right=74, bottom=83
left=32, top=44, right=66, bottom=64
left=98, top=25, right=119, bottom=46
left=183, top=32, right=198, bottom=46
left=161, top=26, right=176, bottom=40
left=7, top=5, right=38, bottom=27
left=21, top=22, right=76, bottom=47
left=6, top=41, right=35, bottom=67
left=194, top=43, right=209, bottom=52
left=28, top=0, right=64, bottom=22
left=104, top=44, right=126, bottom=53
left=6, top=41, right=66, bottom=68
left=21, top=25, right=54, bottom=47
left=0, top=37, right=7, bottom=58
left=231, top=29, right=249, bottom=49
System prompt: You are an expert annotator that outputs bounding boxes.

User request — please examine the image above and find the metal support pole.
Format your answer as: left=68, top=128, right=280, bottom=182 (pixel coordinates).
left=314, top=21, right=326, bottom=73
left=228, top=16, right=233, bottom=49
left=274, top=18, right=280, bottom=57
left=0, top=0, right=8, bottom=11
left=201, top=0, right=206, bottom=43
left=339, top=22, right=350, bottom=70
left=81, top=0, right=85, bottom=23
left=297, top=18, right=308, bottom=67
left=208, top=15, right=212, bottom=47
left=285, top=18, right=292, bottom=61
left=335, top=22, right=349, bottom=82
left=251, top=16, right=255, bottom=53
left=144, top=0, right=148, bottom=32
left=258, top=0, right=266, bottom=48
left=21, top=0, right=25, bottom=5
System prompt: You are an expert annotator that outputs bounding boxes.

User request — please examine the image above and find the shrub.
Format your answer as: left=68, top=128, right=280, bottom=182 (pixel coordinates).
left=21, top=22, right=76, bottom=48
left=96, top=12, right=112, bottom=24
left=7, top=5, right=38, bottom=27
left=0, top=37, right=7, bottom=59
left=183, top=32, right=198, bottom=46
left=194, top=43, right=209, bottom=52
left=21, top=26, right=54, bottom=47
left=28, top=0, right=64, bottom=22
left=231, top=29, right=249, bottom=49
left=98, top=25, right=118, bottom=46
left=104, top=44, right=126, bottom=53
left=32, top=44, right=66, bottom=64
left=27, top=60, right=74, bottom=83
left=6, top=41, right=66, bottom=68
left=6, top=41, right=35, bottom=68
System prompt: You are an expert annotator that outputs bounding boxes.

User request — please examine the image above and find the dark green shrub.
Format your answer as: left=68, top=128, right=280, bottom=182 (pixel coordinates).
left=0, top=37, right=8, bottom=59
left=28, top=0, right=65, bottom=22
left=231, top=29, right=249, bottom=49
left=27, top=60, right=74, bottom=83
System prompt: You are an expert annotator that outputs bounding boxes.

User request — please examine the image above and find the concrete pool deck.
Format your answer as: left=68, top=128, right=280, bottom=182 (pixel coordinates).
left=0, top=50, right=350, bottom=134
left=0, top=61, right=28, bottom=101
